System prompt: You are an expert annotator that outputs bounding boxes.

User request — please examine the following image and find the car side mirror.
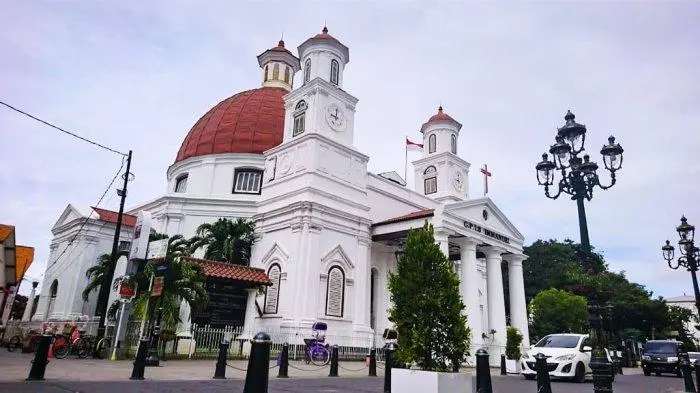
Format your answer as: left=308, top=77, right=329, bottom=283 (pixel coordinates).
left=582, top=346, right=592, bottom=352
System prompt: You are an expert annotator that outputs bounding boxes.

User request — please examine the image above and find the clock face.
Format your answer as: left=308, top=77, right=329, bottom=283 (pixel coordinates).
left=452, top=171, right=464, bottom=192
left=325, top=103, right=346, bottom=131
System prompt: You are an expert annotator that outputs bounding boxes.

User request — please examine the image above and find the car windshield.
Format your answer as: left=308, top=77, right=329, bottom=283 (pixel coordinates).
left=644, top=342, right=678, bottom=354
left=534, top=335, right=580, bottom=348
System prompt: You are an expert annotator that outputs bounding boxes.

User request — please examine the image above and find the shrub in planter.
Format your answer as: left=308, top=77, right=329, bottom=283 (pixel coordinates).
left=505, top=326, right=523, bottom=360
left=388, top=221, right=471, bottom=372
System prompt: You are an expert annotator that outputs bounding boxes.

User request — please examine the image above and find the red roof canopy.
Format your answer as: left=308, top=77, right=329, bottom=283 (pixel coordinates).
left=91, top=207, right=137, bottom=227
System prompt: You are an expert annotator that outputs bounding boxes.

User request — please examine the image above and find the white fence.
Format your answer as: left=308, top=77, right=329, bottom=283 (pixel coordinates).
left=115, top=322, right=389, bottom=361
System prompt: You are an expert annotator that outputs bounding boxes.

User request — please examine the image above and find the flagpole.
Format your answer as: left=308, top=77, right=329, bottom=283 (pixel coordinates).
left=404, top=136, right=408, bottom=184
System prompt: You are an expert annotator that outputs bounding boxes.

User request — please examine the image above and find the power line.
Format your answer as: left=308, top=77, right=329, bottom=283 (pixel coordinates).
left=0, top=100, right=127, bottom=157
left=48, top=156, right=126, bottom=272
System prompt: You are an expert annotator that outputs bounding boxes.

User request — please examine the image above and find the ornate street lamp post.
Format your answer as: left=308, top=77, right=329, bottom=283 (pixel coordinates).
left=662, top=217, right=700, bottom=321
left=535, top=111, right=624, bottom=393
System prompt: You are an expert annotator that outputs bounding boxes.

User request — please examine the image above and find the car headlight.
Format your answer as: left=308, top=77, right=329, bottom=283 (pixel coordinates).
left=555, top=354, right=577, bottom=361
left=667, top=356, right=678, bottom=362
left=642, top=355, right=650, bottom=360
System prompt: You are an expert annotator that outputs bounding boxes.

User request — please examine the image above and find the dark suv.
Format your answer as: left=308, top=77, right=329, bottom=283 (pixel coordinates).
left=642, top=340, right=683, bottom=377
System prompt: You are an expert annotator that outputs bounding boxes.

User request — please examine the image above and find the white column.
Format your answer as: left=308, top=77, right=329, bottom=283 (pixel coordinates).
left=353, top=237, right=372, bottom=333
left=176, top=298, right=192, bottom=337
left=507, top=255, right=530, bottom=349
left=459, top=238, right=482, bottom=354
left=434, top=230, right=450, bottom=258
left=22, top=282, right=38, bottom=322
left=484, top=246, right=507, bottom=363
left=243, top=288, right=259, bottom=334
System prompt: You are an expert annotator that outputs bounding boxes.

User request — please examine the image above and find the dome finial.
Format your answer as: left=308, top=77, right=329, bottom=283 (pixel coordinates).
left=438, top=105, right=443, bottom=113
left=322, top=24, right=328, bottom=34
left=279, top=31, right=284, bottom=47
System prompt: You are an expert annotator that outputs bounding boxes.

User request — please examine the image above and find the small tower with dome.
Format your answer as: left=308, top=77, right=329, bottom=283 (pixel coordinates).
left=257, top=39, right=301, bottom=91
left=412, top=106, right=471, bottom=202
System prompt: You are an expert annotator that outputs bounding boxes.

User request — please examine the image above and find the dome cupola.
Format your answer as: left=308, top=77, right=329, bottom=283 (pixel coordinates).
left=297, top=26, right=349, bottom=87
left=257, top=39, right=301, bottom=91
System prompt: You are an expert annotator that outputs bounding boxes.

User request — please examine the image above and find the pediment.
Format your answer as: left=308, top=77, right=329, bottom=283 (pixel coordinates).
left=321, top=245, right=355, bottom=270
left=52, top=204, right=91, bottom=231
left=443, top=197, right=525, bottom=242
left=260, top=242, right=290, bottom=266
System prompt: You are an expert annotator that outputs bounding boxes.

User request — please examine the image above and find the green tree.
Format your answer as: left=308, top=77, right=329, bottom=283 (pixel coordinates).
left=529, top=288, right=588, bottom=341
left=666, top=305, right=697, bottom=351
left=125, top=235, right=209, bottom=328
left=82, top=253, right=116, bottom=304
left=388, top=221, right=471, bottom=372
left=505, top=326, right=524, bottom=360
left=521, top=240, right=581, bottom=304
left=189, top=218, right=256, bottom=265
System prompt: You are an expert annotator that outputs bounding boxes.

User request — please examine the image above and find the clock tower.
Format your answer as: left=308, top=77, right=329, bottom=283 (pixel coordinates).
left=252, top=28, right=373, bottom=337
left=280, top=26, right=358, bottom=148
left=412, top=106, right=471, bottom=203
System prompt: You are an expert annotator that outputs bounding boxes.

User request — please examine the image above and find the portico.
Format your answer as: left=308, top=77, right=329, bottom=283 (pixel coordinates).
left=371, top=197, right=528, bottom=364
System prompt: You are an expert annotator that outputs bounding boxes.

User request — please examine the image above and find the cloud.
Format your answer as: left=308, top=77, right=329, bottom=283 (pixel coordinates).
left=2, top=1, right=699, bottom=300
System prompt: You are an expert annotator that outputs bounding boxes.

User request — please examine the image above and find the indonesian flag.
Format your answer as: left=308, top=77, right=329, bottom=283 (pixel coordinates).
left=406, top=138, right=423, bottom=152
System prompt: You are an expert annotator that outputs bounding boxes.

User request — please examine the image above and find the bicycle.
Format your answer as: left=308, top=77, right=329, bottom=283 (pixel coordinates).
left=6, top=326, right=42, bottom=354
left=94, top=336, right=111, bottom=359
left=53, top=323, right=91, bottom=359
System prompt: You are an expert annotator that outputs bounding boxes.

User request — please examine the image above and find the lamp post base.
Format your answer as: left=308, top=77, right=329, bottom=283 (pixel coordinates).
left=591, top=352, right=614, bottom=393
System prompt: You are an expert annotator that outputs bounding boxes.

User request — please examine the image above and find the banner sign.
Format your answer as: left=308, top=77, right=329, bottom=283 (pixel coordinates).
left=129, top=211, right=152, bottom=260
left=118, top=281, right=136, bottom=298
left=151, top=276, right=164, bottom=297
left=146, top=239, right=168, bottom=260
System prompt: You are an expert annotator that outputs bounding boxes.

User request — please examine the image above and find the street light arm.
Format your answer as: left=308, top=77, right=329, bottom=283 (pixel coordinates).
left=597, top=170, right=617, bottom=190
left=543, top=178, right=566, bottom=200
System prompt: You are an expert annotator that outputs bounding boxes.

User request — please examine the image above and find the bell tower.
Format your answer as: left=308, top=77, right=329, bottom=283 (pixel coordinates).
left=412, top=106, right=471, bottom=203
left=257, top=39, right=300, bottom=91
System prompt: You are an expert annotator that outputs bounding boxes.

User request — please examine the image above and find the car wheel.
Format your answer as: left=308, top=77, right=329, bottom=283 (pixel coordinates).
left=574, top=362, right=586, bottom=383
left=524, top=374, right=536, bottom=380
left=643, top=368, right=651, bottom=376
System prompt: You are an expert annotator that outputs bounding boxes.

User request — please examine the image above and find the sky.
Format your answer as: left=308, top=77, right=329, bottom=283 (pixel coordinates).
left=1, top=1, right=699, bottom=299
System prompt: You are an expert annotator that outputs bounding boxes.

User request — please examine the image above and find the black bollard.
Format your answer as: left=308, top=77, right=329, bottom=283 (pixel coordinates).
left=369, top=348, right=377, bottom=377
left=213, top=341, right=229, bottom=379
left=277, top=342, right=289, bottom=378
left=475, top=348, right=492, bottom=393
left=535, top=353, right=552, bottom=393
left=329, top=344, right=339, bottom=377
left=384, top=342, right=397, bottom=393
left=243, top=332, right=272, bottom=393
left=695, top=361, right=700, bottom=393
left=500, top=354, right=507, bottom=375
left=26, top=334, right=52, bottom=381
left=680, top=354, right=696, bottom=393
left=129, top=339, right=150, bottom=380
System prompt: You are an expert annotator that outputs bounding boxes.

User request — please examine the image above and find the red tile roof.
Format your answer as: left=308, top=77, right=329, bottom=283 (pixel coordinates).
left=91, top=207, right=137, bottom=227
left=421, top=106, right=461, bottom=132
left=186, top=258, right=272, bottom=286
left=175, top=87, right=286, bottom=163
left=371, top=209, right=434, bottom=227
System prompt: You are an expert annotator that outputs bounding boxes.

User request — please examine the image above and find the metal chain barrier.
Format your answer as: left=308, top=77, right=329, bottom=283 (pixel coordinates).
left=225, top=362, right=249, bottom=372
left=287, top=362, right=329, bottom=372
left=338, top=363, right=368, bottom=372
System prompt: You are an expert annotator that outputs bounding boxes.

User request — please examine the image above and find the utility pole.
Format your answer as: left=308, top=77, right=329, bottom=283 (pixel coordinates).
left=96, top=150, right=132, bottom=338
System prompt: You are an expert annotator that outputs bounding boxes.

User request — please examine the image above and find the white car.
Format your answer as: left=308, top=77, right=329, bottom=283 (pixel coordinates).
left=520, top=333, right=615, bottom=383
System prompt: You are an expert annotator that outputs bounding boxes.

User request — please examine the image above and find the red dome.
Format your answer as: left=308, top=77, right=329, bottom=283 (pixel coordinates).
left=175, top=87, right=286, bottom=163
left=420, top=106, right=462, bottom=132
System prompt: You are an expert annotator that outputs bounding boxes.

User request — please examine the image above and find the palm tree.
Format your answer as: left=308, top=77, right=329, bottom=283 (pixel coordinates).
left=82, top=253, right=115, bottom=303
left=126, top=235, right=209, bottom=328
left=189, top=218, right=256, bottom=265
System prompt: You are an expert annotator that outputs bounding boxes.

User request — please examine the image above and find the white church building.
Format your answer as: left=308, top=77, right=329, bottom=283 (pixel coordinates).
left=33, top=26, right=530, bottom=359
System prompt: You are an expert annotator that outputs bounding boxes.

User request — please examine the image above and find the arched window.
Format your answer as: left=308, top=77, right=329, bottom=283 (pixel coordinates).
left=233, top=168, right=263, bottom=194
left=284, top=66, right=290, bottom=83
left=293, top=100, right=307, bottom=137
left=304, top=59, right=311, bottom=84
left=325, top=266, right=345, bottom=317
left=428, top=134, right=436, bottom=153
left=424, top=165, right=437, bottom=195
left=272, top=64, right=280, bottom=80
left=47, top=280, right=58, bottom=320
left=264, top=65, right=269, bottom=82
left=451, top=134, right=457, bottom=154
left=330, top=59, right=339, bottom=85
left=264, top=264, right=281, bottom=314
left=175, top=174, right=188, bottom=193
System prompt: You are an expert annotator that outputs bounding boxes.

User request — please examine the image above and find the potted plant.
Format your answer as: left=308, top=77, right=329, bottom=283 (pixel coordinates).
left=505, top=326, right=523, bottom=374
left=388, top=222, right=473, bottom=393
